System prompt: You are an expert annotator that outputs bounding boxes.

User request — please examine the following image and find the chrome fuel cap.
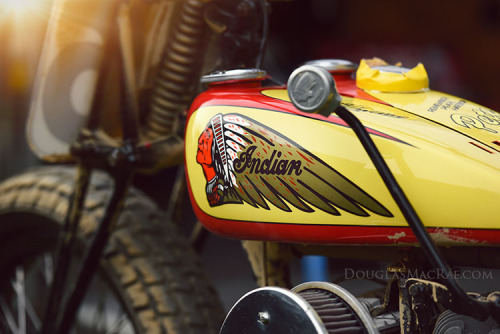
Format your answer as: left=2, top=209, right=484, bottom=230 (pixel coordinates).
left=304, top=59, right=357, bottom=74
left=287, top=65, right=342, bottom=117
left=201, top=68, right=266, bottom=84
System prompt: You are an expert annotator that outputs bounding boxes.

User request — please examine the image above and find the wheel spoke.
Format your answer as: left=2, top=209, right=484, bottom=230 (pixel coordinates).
left=43, top=253, right=54, bottom=286
left=2, top=249, right=135, bottom=334
left=10, top=281, right=41, bottom=331
left=14, top=267, right=26, bottom=334
left=105, top=314, right=129, bottom=334
left=0, top=169, right=160, bottom=334
left=0, top=295, right=19, bottom=333
left=92, top=284, right=108, bottom=332
left=2, top=261, right=136, bottom=334
left=24, top=298, right=41, bottom=332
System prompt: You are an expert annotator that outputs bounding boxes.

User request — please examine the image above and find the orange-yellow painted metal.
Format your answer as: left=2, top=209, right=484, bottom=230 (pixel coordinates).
left=185, top=86, right=500, bottom=245
left=367, top=90, right=500, bottom=152
left=355, top=60, right=429, bottom=92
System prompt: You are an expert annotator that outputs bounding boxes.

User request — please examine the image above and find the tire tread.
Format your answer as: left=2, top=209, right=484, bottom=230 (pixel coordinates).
left=0, top=166, right=224, bottom=333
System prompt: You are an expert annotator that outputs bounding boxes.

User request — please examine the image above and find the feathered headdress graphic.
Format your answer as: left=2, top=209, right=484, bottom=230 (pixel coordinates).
left=196, top=113, right=392, bottom=217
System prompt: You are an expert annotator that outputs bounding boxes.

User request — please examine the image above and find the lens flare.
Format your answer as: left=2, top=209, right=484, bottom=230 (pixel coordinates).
left=0, top=0, right=42, bottom=12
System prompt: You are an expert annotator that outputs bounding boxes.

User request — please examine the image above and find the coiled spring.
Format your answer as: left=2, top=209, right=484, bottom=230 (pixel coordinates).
left=144, top=0, right=208, bottom=139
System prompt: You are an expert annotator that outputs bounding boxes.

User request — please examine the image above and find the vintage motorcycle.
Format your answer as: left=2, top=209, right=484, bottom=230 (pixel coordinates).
left=0, top=0, right=500, bottom=333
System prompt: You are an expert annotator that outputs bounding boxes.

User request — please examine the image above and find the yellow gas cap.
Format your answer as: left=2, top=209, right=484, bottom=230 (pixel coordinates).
left=356, top=59, right=429, bottom=93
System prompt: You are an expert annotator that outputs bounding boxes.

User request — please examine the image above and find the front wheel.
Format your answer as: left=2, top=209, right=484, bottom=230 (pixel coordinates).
left=0, top=166, right=225, bottom=333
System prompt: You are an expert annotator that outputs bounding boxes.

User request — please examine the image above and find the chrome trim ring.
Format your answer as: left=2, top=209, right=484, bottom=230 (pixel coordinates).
left=220, top=286, right=328, bottom=334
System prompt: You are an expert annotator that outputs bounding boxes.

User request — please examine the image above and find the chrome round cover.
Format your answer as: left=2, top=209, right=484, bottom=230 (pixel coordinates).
left=219, top=287, right=327, bottom=334
left=287, top=65, right=342, bottom=117
left=304, top=59, right=357, bottom=74
left=200, top=68, right=266, bottom=84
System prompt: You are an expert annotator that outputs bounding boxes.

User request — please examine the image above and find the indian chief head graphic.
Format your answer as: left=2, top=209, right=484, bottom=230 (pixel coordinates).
left=196, top=115, right=240, bottom=206
left=196, top=113, right=393, bottom=218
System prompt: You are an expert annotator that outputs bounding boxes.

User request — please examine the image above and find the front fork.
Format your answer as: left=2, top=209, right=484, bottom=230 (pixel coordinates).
left=39, top=0, right=271, bottom=330
left=42, top=163, right=133, bottom=334
left=42, top=2, right=141, bottom=332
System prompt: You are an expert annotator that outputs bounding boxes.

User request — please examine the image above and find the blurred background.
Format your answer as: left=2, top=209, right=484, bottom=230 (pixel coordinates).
left=0, top=0, right=499, bottom=310
left=0, top=0, right=49, bottom=178
left=2, top=0, right=500, bottom=178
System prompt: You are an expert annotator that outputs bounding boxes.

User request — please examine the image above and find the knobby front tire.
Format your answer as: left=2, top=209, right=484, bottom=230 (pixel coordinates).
left=0, top=166, right=224, bottom=333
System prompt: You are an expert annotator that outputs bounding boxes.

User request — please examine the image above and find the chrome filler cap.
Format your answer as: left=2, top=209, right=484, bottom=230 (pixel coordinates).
left=287, top=65, right=342, bottom=117
left=304, top=59, right=357, bottom=74
left=201, top=68, right=266, bottom=84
